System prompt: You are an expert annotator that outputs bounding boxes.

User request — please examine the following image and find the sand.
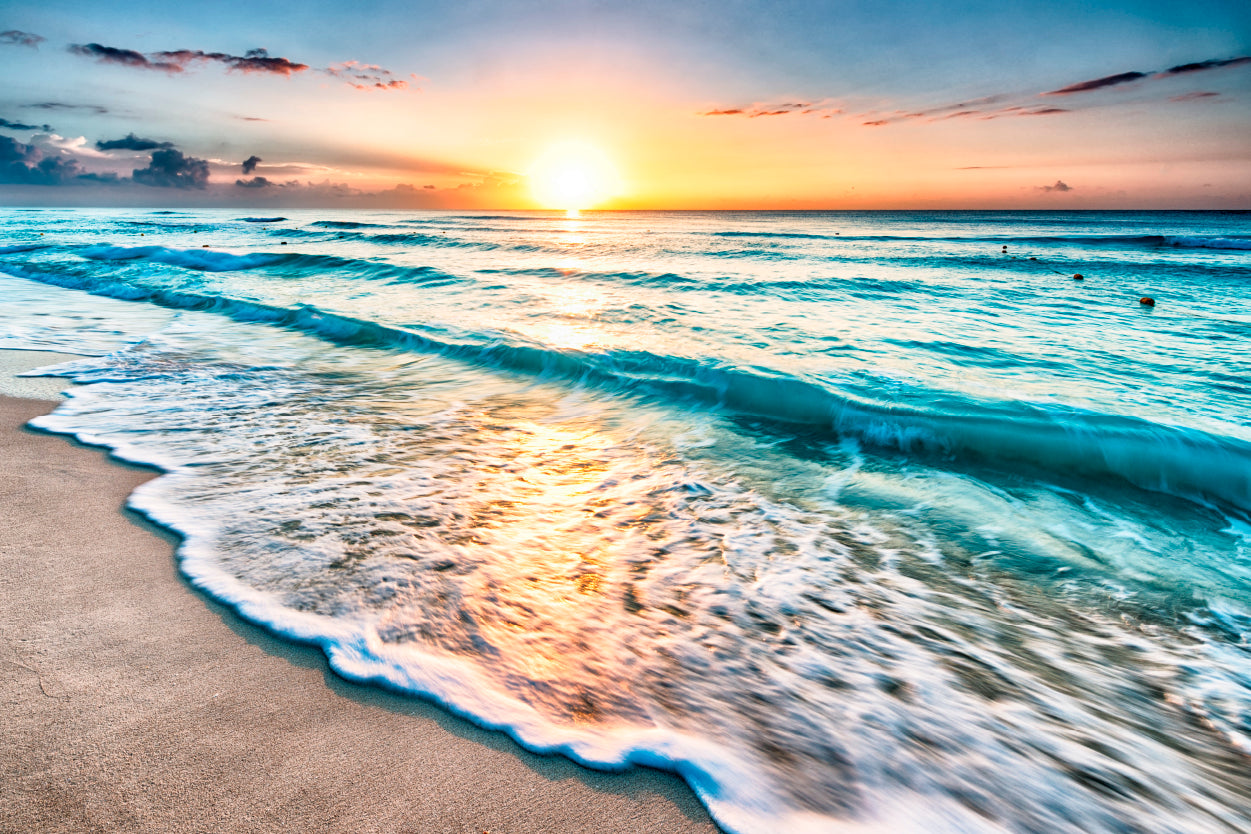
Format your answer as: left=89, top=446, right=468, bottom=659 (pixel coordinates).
left=0, top=391, right=718, bottom=834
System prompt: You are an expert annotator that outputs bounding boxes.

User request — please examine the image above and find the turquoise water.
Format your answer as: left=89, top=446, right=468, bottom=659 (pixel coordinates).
left=1, top=208, right=1249, bottom=832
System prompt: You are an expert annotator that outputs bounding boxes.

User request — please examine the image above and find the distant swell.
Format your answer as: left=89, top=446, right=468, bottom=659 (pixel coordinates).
left=311, top=220, right=387, bottom=229
left=707, top=232, right=1251, bottom=250
left=6, top=259, right=1250, bottom=514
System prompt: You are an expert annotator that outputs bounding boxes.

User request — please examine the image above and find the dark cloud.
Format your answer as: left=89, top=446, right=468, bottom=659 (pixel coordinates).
left=1021, top=107, right=1069, bottom=115
left=1038, top=180, right=1073, bottom=192
left=69, top=43, right=307, bottom=76
left=133, top=148, right=210, bottom=189
left=96, top=133, right=174, bottom=151
left=0, top=135, right=82, bottom=185
left=0, top=117, right=53, bottom=131
left=235, top=176, right=271, bottom=188
left=153, top=47, right=308, bottom=75
left=69, top=43, right=183, bottom=73
left=1165, top=56, right=1251, bottom=74
left=1044, top=71, right=1148, bottom=95
left=324, top=60, right=408, bottom=90
left=76, top=172, right=123, bottom=184
left=701, top=108, right=745, bottom=116
left=237, top=116, right=268, bottom=122
left=27, top=102, right=109, bottom=114
left=242, top=155, right=262, bottom=174
left=1, top=30, right=44, bottom=48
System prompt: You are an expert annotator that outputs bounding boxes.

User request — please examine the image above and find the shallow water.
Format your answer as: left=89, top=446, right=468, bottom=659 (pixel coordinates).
left=2, top=208, right=1249, bottom=832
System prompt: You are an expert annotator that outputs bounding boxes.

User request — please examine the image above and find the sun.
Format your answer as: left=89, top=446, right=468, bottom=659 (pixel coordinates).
left=528, top=142, right=622, bottom=214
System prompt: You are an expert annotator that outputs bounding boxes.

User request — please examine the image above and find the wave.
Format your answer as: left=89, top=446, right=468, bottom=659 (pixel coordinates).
left=61, top=243, right=473, bottom=286
left=1161, top=235, right=1251, bottom=251
left=241, top=216, right=288, bottom=223
left=310, top=220, right=388, bottom=229
left=0, top=244, right=48, bottom=254
left=78, top=245, right=283, bottom=272
left=7, top=259, right=1250, bottom=514
left=705, top=232, right=1251, bottom=251
left=711, top=231, right=836, bottom=240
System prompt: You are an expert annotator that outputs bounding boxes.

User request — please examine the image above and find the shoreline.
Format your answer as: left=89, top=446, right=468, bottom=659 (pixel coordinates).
left=0, top=392, right=717, bottom=833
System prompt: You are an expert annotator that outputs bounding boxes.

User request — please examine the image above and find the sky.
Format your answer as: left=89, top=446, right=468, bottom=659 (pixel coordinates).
left=1, top=0, right=1249, bottom=209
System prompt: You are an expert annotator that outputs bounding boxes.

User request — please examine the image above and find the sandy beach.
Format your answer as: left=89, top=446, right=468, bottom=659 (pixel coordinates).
left=0, top=380, right=717, bottom=833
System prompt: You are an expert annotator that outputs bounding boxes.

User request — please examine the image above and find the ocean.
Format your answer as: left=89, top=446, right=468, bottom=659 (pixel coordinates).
left=1, top=208, right=1249, bottom=833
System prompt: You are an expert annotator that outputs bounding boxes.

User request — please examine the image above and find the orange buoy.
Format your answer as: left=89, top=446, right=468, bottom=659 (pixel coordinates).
left=1139, top=296, right=1155, bottom=306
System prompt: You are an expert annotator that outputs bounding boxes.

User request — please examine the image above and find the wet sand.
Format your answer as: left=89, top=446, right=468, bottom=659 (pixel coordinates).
left=0, top=392, right=718, bottom=833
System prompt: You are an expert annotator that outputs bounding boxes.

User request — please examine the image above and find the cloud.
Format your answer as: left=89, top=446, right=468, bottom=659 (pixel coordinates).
left=1, top=30, right=44, bottom=48
left=69, top=43, right=183, bottom=73
left=1169, top=91, right=1220, bottom=102
left=96, top=133, right=174, bottom=151
left=0, top=117, right=53, bottom=131
left=133, top=148, right=210, bottom=188
left=1165, top=56, right=1251, bottom=74
left=76, top=172, right=123, bottom=185
left=153, top=47, right=308, bottom=75
left=69, top=43, right=307, bottom=76
left=0, top=135, right=82, bottom=184
left=27, top=102, right=109, bottom=115
left=242, top=155, right=262, bottom=174
left=1044, top=71, right=1148, bottom=96
left=324, top=60, right=409, bottom=90
left=699, top=102, right=822, bottom=118
left=1038, top=180, right=1073, bottom=192
left=856, top=53, right=1251, bottom=129
left=235, top=176, right=271, bottom=188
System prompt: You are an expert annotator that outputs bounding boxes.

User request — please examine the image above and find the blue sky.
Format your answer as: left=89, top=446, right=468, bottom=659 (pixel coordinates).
left=2, top=0, right=1249, bottom=207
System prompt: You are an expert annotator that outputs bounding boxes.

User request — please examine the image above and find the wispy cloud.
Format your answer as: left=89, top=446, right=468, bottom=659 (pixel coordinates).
left=1043, top=71, right=1148, bottom=96
left=856, top=54, right=1249, bottom=127
left=699, top=101, right=836, bottom=118
left=26, top=102, right=109, bottom=115
left=96, top=133, right=174, bottom=151
left=1164, top=56, right=1251, bottom=75
left=1169, top=91, right=1220, bottom=102
left=324, top=61, right=410, bottom=91
left=1038, top=180, right=1073, bottom=192
left=1, top=29, right=44, bottom=48
left=235, top=176, right=272, bottom=188
left=0, top=117, right=53, bottom=132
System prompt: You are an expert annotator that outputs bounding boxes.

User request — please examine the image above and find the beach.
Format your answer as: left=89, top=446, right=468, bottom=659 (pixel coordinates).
left=2, top=208, right=1249, bottom=833
left=0, top=384, right=717, bottom=833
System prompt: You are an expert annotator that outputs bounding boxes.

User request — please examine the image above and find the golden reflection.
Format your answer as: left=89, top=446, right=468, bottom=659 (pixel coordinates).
left=541, top=322, right=599, bottom=350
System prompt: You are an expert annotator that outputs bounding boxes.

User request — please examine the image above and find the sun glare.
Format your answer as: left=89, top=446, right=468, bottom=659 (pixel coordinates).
left=529, top=142, right=622, bottom=213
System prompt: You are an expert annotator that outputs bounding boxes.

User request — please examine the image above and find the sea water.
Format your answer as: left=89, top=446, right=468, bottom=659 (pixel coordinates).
left=1, top=208, right=1248, bottom=833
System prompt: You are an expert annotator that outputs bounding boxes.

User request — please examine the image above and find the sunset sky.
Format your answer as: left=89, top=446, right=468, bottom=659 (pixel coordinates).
left=1, top=0, right=1249, bottom=209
